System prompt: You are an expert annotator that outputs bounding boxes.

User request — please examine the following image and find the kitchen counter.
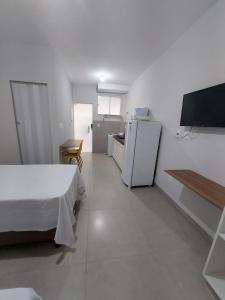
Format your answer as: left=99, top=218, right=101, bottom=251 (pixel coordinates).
left=113, top=135, right=125, bottom=145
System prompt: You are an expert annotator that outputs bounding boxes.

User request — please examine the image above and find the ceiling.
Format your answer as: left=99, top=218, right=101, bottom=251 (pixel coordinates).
left=0, top=0, right=217, bottom=84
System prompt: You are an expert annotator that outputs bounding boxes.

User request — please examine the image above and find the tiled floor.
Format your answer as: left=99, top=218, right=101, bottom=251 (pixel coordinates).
left=0, top=153, right=215, bottom=299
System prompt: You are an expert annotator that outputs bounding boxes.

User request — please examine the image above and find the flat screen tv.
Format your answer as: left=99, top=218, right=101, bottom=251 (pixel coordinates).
left=180, top=83, right=225, bottom=127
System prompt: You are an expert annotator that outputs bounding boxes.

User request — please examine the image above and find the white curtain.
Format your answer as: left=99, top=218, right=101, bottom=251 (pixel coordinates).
left=11, top=82, right=53, bottom=164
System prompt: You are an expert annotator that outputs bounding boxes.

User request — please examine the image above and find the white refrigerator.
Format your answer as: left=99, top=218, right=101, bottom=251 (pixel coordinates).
left=121, top=120, right=161, bottom=187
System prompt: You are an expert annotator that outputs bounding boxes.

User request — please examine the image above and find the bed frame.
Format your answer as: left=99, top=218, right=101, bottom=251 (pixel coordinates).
left=0, top=200, right=80, bottom=247
left=0, top=229, right=56, bottom=247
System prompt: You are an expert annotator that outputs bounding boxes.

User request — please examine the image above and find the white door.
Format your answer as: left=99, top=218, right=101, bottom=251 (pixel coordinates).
left=11, top=81, right=53, bottom=164
left=74, top=103, right=93, bottom=152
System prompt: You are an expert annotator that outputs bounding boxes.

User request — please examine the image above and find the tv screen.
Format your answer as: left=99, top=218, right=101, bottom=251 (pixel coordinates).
left=180, top=83, right=225, bottom=127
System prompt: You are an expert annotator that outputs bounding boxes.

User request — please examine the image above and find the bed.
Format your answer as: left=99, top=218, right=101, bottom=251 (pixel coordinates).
left=0, top=164, right=85, bottom=247
left=0, top=288, right=43, bottom=300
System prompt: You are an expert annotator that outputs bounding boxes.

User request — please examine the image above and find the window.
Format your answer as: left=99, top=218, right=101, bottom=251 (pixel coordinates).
left=98, top=95, right=121, bottom=115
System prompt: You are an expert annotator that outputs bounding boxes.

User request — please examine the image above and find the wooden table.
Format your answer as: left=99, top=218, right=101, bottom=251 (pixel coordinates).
left=60, top=139, right=82, bottom=150
left=59, top=139, right=82, bottom=163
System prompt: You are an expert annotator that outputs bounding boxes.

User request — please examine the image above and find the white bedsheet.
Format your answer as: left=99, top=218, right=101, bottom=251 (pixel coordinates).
left=0, top=288, right=44, bottom=300
left=0, top=164, right=85, bottom=246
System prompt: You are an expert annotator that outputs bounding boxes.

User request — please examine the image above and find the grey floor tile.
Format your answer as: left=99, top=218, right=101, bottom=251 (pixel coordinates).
left=86, top=254, right=183, bottom=300
left=87, top=209, right=151, bottom=262
left=87, top=185, right=133, bottom=211
left=0, top=263, right=86, bottom=300
left=157, top=251, right=214, bottom=300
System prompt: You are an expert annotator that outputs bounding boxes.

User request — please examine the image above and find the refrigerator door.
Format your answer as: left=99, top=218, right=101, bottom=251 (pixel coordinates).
left=121, top=120, right=137, bottom=186
left=131, top=121, right=161, bottom=186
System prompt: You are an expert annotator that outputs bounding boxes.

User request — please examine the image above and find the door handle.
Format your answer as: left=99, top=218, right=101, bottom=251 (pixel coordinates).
left=16, top=121, right=22, bottom=125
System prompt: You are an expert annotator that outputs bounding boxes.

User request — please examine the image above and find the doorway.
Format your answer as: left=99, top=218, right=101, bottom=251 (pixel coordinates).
left=11, top=81, right=53, bottom=164
left=74, top=103, right=93, bottom=152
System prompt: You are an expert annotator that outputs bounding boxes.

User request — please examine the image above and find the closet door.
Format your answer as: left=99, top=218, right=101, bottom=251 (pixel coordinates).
left=11, top=81, right=53, bottom=164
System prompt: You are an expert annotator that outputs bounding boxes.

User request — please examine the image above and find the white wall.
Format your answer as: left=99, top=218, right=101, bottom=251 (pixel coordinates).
left=0, top=42, right=73, bottom=163
left=52, top=50, right=74, bottom=161
left=72, top=84, right=98, bottom=120
left=126, top=0, right=225, bottom=236
left=72, top=83, right=127, bottom=121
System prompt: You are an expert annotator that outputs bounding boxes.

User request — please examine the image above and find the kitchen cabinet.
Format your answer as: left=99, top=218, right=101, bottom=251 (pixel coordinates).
left=112, top=138, right=124, bottom=170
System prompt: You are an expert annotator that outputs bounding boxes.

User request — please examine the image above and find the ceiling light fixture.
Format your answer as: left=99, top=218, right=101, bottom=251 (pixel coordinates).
left=92, top=70, right=112, bottom=83
left=99, top=75, right=106, bottom=82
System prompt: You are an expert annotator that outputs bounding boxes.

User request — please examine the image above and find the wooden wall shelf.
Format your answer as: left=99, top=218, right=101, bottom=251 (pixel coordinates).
left=165, top=169, right=225, bottom=209
left=166, top=169, right=225, bottom=298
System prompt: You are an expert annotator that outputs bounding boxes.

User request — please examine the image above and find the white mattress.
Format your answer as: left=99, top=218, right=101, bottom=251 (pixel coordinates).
left=0, top=288, right=43, bottom=300
left=0, top=164, right=85, bottom=246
